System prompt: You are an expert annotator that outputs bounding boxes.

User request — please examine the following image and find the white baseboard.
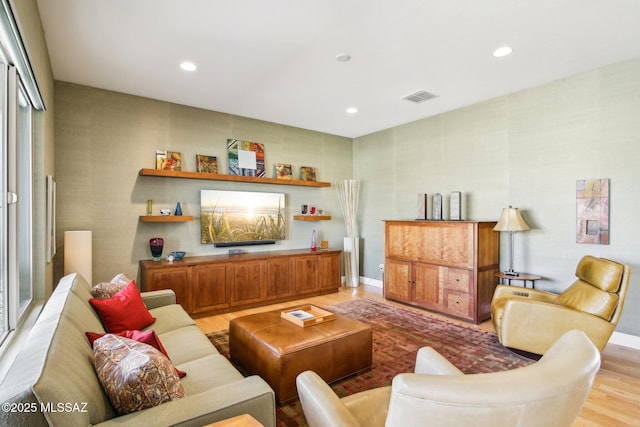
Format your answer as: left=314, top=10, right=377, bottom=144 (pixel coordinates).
left=359, top=276, right=640, bottom=350
left=609, top=331, right=640, bottom=350
left=360, top=276, right=383, bottom=289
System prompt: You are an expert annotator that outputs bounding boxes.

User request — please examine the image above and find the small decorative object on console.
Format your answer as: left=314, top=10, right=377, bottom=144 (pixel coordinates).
left=450, top=191, right=462, bottom=220
left=169, top=251, right=186, bottom=260
left=417, top=193, right=427, bottom=220
left=433, top=193, right=442, bottom=220
left=149, top=237, right=164, bottom=261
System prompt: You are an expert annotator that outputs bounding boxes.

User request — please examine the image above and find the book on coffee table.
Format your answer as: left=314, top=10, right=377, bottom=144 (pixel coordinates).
left=281, top=305, right=335, bottom=327
left=287, top=310, right=314, bottom=321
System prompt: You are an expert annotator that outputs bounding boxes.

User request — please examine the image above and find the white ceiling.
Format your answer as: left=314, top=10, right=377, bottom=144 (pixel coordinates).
left=36, top=0, right=640, bottom=138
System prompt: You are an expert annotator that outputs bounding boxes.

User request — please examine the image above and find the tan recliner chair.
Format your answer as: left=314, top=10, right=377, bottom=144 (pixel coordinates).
left=491, top=255, right=630, bottom=354
left=296, top=330, right=600, bottom=427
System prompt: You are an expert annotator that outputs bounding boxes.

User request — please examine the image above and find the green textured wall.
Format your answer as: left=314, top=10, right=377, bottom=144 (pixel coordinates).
left=354, top=57, right=640, bottom=336
left=54, top=82, right=352, bottom=283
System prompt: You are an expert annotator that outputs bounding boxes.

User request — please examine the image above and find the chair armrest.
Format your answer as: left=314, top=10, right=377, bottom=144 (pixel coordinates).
left=414, top=347, right=463, bottom=375
left=94, top=375, right=276, bottom=427
left=493, top=284, right=558, bottom=303
left=500, top=299, right=614, bottom=353
left=141, top=289, right=176, bottom=310
left=296, top=370, right=363, bottom=427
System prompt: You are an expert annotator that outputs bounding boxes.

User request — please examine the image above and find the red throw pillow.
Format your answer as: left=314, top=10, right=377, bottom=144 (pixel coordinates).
left=86, top=330, right=186, bottom=378
left=89, top=281, right=156, bottom=333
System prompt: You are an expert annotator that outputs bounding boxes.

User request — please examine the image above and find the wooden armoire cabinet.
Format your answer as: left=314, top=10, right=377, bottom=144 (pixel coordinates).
left=384, top=221, right=499, bottom=323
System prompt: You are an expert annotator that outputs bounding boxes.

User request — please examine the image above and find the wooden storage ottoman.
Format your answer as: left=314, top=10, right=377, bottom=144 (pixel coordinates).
left=229, top=308, right=372, bottom=404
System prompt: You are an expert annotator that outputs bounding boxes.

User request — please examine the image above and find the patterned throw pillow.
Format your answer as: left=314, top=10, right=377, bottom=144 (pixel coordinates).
left=86, top=330, right=186, bottom=378
left=90, top=273, right=132, bottom=299
left=93, top=334, right=185, bottom=415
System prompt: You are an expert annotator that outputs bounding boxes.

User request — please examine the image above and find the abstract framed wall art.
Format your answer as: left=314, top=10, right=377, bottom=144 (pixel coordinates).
left=46, top=175, right=56, bottom=262
left=576, top=178, right=609, bottom=244
left=227, top=139, right=265, bottom=177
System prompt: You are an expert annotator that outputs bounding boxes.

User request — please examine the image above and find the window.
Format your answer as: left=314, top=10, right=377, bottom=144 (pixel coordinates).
left=0, top=63, right=34, bottom=346
left=0, top=0, right=42, bottom=346
left=0, top=57, right=6, bottom=342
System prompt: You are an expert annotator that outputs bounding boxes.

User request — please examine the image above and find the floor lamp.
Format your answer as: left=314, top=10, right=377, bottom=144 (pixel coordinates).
left=64, top=230, right=93, bottom=284
left=493, top=207, right=530, bottom=276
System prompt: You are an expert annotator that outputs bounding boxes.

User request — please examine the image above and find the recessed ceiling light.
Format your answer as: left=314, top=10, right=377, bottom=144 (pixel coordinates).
left=180, top=61, right=197, bottom=71
left=346, top=107, right=358, bottom=114
left=336, top=53, right=351, bottom=62
left=493, top=46, right=513, bottom=58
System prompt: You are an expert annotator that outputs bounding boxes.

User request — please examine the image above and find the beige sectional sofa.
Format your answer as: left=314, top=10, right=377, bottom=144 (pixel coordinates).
left=0, top=273, right=276, bottom=427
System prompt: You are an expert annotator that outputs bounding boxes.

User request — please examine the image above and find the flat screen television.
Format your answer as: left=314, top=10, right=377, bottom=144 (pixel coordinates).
left=200, top=189, right=286, bottom=247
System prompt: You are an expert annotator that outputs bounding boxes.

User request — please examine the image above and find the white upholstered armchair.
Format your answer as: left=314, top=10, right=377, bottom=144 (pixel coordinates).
left=296, top=330, right=600, bottom=427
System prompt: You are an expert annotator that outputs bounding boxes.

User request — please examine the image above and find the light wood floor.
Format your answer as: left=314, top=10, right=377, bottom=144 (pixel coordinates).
left=195, top=285, right=640, bottom=427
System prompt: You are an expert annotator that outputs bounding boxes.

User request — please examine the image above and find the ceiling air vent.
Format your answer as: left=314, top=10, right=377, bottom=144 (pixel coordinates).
left=402, top=90, right=438, bottom=103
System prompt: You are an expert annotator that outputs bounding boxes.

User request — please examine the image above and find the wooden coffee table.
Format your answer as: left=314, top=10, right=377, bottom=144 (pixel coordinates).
left=229, top=306, right=372, bottom=404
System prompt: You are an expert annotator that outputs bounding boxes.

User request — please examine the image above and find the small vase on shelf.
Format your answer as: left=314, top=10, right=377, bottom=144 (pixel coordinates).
left=311, top=230, right=317, bottom=251
left=175, top=202, right=183, bottom=216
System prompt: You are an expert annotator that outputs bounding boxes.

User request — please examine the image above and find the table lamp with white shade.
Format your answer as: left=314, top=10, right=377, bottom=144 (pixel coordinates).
left=493, top=207, right=530, bottom=276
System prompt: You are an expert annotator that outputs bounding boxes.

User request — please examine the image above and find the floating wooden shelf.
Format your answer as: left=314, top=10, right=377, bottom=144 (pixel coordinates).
left=139, top=215, right=193, bottom=223
left=139, top=168, right=331, bottom=187
left=293, top=215, right=332, bottom=221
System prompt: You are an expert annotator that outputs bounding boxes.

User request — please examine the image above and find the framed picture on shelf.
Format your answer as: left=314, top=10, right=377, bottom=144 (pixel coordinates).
left=196, top=154, right=218, bottom=173
left=299, top=166, right=316, bottom=181
left=227, top=139, right=265, bottom=177
left=274, top=163, right=293, bottom=180
left=156, top=150, right=182, bottom=170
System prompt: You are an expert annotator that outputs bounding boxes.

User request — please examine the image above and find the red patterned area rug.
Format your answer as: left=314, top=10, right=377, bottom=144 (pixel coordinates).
left=207, top=298, right=533, bottom=427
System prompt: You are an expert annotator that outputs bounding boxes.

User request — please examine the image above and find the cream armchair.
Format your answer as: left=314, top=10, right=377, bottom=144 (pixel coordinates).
left=491, top=255, right=630, bottom=354
left=296, top=330, right=600, bottom=427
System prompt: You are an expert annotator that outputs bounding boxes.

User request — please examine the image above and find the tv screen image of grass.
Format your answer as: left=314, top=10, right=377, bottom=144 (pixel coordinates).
left=201, top=190, right=286, bottom=244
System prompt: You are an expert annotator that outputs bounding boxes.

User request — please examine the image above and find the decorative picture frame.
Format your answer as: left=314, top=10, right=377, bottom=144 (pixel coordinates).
left=156, top=150, right=182, bottom=170
left=46, top=175, right=56, bottom=263
left=227, top=139, right=265, bottom=177
left=196, top=154, right=218, bottom=173
left=576, top=178, right=609, bottom=244
left=299, top=166, right=316, bottom=181
left=273, top=163, right=293, bottom=179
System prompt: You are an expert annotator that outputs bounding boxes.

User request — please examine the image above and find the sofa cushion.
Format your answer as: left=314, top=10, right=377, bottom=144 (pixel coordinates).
left=86, top=330, right=186, bottom=378
left=146, top=304, right=196, bottom=334
left=177, top=354, right=245, bottom=395
left=90, top=281, right=156, bottom=332
left=157, top=325, right=220, bottom=365
left=93, top=334, right=185, bottom=415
